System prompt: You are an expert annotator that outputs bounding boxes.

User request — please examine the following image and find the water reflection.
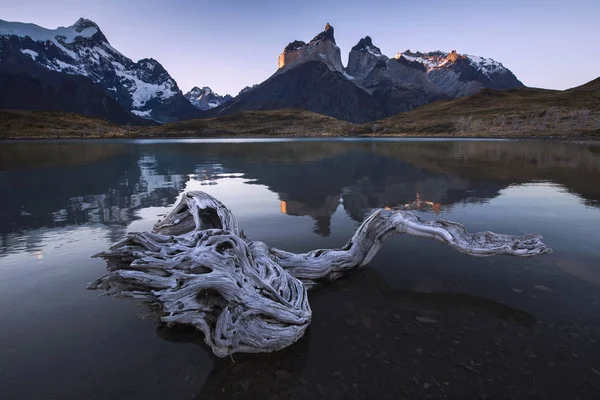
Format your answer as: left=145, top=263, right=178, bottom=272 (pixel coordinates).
left=2, top=139, right=600, bottom=399
left=2, top=139, right=600, bottom=249
left=159, top=266, right=538, bottom=400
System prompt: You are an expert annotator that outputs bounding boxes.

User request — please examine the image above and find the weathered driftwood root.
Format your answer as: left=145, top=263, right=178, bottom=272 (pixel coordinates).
left=89, top=191, right=551, bottom=357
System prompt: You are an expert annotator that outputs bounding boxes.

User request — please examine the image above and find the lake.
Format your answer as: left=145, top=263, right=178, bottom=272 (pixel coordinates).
left=1, top=139, right=600, bottom=399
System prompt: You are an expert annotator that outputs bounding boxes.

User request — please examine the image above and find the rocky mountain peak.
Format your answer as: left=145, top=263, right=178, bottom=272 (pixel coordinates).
left=70, top=17, right=107, bottom=43
left=346, top=36, right=386, bottom=78
left=309, top=23, right=336, bottom=45
left=277, top=23, right=342, bottom=72
left=352, top=36, right=382, bottom=55
left=184, top=86, right=232, bottom=111
left=446, top=50, right=466, bottom=63
left=73, top=18, right=99, bottom=31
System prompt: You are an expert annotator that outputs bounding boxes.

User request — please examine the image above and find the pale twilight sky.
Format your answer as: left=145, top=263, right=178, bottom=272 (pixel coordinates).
left=2, top=0, right=598, bottom=96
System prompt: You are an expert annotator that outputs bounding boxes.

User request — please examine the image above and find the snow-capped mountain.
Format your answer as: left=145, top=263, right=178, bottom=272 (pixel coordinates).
left=0, top=18, right=526, bottom=125
left=0, top=18, right=201, bottom=123
left=184, top=86, right=232, bottom=110
left=206, top=24, right=524, bottom=123
left=398, top=50, right=524, bottom=97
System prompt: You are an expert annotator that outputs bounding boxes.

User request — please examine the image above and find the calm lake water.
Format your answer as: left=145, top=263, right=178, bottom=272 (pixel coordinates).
left=1, top=139, right=600, bottom=399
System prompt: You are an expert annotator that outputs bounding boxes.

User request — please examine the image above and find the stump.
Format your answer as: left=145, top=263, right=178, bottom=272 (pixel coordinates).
left=89, top=191, right=551, bottom=357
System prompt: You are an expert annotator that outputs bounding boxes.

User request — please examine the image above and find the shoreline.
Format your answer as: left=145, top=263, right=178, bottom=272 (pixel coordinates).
left=2, top=133, right=599, bottom=142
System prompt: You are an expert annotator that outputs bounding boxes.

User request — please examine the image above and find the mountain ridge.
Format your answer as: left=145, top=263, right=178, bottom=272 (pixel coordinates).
left=0, top=17, right=201, bottom=123
left=1, top=19, right=532, bottom=125
left=206, top=23, right=525, bottom=122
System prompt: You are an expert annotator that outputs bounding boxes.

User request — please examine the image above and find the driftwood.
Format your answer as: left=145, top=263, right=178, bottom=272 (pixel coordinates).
left=89, top=191, right=551, bottom=357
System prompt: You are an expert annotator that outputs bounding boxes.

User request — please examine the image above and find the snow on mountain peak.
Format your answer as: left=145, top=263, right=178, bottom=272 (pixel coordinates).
left=0, top=18, right=185, bottom=121
left=396, top=49, right=505, bottom=76
left=184, top=86, right=232, bottom=110
left=352, top=36, right=385, bottom=58
left=0, top=18, right=100, bottom=45
left=72, top=18, right=99, bottom=31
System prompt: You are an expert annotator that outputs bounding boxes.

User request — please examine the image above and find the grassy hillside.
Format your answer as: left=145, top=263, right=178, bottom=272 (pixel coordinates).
left=360, top=82, right=600, bottom=137
left=1, top=77, right=599, bottom=139
left=145, top=109, right=353, bottom=137
left=0, top=109, right=130, bottom=139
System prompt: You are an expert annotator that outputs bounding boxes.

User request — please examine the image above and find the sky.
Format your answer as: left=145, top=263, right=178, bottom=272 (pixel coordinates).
left=2, top=0, right=599, bottom=96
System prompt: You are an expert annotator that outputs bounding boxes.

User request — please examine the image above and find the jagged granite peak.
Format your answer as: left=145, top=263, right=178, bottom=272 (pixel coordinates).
left=0, top=18, right=201, bottom=123
left=346, top=35, right=387, bottom=79
left=277, top=23, right=343, bottom=73
left=184, top=86, right=232, bottom=110
left=309, top=22, right=336, bottom=45
left=351, top=36, right=381, bottom=54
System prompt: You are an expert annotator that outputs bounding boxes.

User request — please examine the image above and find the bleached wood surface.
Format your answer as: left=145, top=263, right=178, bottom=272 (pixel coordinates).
left=90, top=191, right=551, bottom=357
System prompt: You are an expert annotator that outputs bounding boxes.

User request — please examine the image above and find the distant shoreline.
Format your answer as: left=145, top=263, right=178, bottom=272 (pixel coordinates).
left=2, top=134, right=599, bottom=142
left=1, top=108, right=598, bottom=142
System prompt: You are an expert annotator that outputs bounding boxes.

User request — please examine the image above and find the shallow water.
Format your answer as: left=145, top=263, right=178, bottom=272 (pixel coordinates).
left=1, top=139, right=600, bottom=399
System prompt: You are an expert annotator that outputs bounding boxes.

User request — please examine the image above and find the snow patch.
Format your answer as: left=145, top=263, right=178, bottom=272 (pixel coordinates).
left=0, top=20, right=98, bottom=43
left=0, top=19, right=99, bottom=60
left=20, top=49, right=38, bottom=59
left=465, top=54, right=503, bottom=76
left=365, top=46, right=384, bottom=58
left=131, top=110, right=152, bottom=117
left=114, top=67, right=176, bottom=108
left=342, top=71, right=355, bottom=80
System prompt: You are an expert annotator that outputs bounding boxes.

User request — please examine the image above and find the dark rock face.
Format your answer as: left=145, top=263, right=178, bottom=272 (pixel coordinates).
left=346, top=36, right=388, bottom=79
left=239, top=84, right=258, bottom=95
left=359, top=57, right=446, bottom=115
left=0, top=18, right=201, bottom=123
left=206, top=61, right=386, bottom=123
left=346, top=36, right=445, bottom=115
left=184, top=86, right=233, bottom=111
left=309, top=23, right=335, bottom=45
left=351, top=36, right=378, bottom=52
left=0, top=54, right=152, bottom=125
left=284, top=41, right=307, bottom=52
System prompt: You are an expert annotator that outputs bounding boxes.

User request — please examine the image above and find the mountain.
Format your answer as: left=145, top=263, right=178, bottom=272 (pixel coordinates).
left=276, top=23, right=344, bottom=74
left=399, top=50, right=524, bottom=97
left=0, top=18, right=201, bottom=123
left=0, top=51, right=150, bottom=125
left=4, top=75, right=598, bottom=139
left=184, top=86, right=232, bottom=110
left=0, top=19, right=528, bottom=125
left=205, top=24, right=387, bottom=123
left=346, top=37, right=446, bottom=115
left=206, top=24, right=523, bottom=123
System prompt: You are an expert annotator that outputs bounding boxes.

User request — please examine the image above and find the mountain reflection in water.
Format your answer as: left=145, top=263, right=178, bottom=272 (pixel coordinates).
left=2, top=140, right=599, bottom=244
left=2, top=139, right=600, bottom=399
